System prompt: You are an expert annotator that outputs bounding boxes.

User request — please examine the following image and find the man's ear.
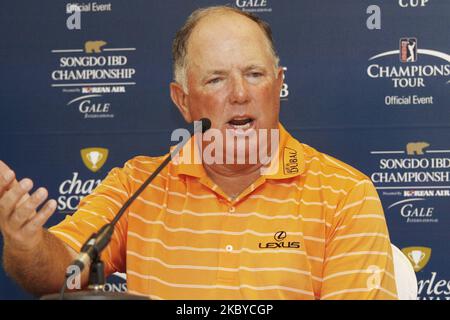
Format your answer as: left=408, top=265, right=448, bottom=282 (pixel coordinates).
left=170, top=82, right=192, bottom=123
left=276, top=67, right=284, bottom=92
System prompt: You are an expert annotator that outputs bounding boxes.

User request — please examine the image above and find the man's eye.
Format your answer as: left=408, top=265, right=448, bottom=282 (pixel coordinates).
left=207, top=78, right=222, bottom=84
left=249, top=72, right=263, bottom=78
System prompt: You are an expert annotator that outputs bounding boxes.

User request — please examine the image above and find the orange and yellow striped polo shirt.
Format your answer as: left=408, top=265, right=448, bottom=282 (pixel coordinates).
left=49, top=124, right=398, bottom=300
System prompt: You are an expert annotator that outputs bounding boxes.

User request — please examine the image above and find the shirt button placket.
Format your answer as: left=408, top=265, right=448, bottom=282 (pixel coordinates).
left=217, top=202, right=238, bottom=283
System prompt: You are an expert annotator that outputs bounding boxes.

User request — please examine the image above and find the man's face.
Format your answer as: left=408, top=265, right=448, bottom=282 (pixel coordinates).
left=178, top=13, right=283, bottom=135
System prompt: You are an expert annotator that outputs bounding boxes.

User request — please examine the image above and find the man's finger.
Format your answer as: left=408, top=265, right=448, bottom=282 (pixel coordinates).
left=0, top=169, right=15, bottom=198
left=0, top=160, right=13, bottom=175
left=10, top=187, right=48, bottom=230
left=24, top=199, right=57, bottom=232
left=17, top=192, right=31, bottom=207
left=0, top=178, right=33, bottom=220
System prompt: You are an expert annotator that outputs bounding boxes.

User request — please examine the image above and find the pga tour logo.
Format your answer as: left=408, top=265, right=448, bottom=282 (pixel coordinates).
left=400, top=38, right=418, bottom=63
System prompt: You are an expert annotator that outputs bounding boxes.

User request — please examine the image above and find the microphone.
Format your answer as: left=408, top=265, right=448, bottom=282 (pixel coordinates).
left=64, top=118, right=211, bottom=286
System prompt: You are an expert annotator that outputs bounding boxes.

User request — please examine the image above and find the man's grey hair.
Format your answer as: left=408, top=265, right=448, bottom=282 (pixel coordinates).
left=172, top=6, right=280, bottom=91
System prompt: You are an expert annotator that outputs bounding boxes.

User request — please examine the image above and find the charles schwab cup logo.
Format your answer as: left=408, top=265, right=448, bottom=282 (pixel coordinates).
left=81, top=147, right=109, bottom=172
left=367, top=37, right=450, bottom=106
left=258, top=231, right=300, bottom=249
left=57, top=147, right=108, bottom=213
left=402, top=246, right=450, bottom=300
left=51, top=40, right=137, bottom=119
left=402, top=246, right=431, bottom=272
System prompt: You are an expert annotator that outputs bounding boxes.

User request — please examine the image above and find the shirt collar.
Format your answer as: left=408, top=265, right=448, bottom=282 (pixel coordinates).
left=261, top=123, right=305, bottom=180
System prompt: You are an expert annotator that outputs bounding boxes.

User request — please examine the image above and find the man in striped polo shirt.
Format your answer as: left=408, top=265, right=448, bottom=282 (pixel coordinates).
left=0, top=6, right=397, bottom=299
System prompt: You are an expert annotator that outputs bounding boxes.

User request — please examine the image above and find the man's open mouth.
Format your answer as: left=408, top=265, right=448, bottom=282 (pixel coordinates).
left=227, top=117, right=255, bottom=130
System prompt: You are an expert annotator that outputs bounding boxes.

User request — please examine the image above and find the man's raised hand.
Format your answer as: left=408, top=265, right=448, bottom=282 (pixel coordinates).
left=0, top=160, right=57, bottom=252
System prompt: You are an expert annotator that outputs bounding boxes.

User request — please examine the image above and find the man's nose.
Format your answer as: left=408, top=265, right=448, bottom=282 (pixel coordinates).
left=229, top=75, right=250, bottom=105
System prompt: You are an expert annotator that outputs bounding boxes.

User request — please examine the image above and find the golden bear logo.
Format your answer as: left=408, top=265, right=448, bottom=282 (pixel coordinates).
left=81, top=148, right=109, bottom=173
left=406, top=142, right=430, bottom=155
left=402, top=246, right=431, bottom=272
left=84, top=40, right=107, bottom=53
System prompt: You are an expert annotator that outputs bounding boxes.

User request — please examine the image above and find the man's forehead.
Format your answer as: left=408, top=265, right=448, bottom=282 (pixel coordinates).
left=195, top=11, right=257, bottom=29
left=187, top=11, right=268, bottom=52
left=187, top=14, right=271, bottom=68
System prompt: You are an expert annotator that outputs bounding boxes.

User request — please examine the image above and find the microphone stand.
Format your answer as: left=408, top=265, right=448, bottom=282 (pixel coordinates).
left=41, top=119, right=211, bottom=300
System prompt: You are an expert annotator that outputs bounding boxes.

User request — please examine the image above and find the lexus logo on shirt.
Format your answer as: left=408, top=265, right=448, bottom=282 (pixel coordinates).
left=274, top=231, right=287, bottom=241
left=258, top=231, right=300, bottom=249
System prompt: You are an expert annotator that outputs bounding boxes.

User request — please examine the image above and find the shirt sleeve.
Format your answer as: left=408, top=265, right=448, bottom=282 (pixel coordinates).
left=320, top=179, right=398, bottom=300
left=48, top=161, right=133, bottom=276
